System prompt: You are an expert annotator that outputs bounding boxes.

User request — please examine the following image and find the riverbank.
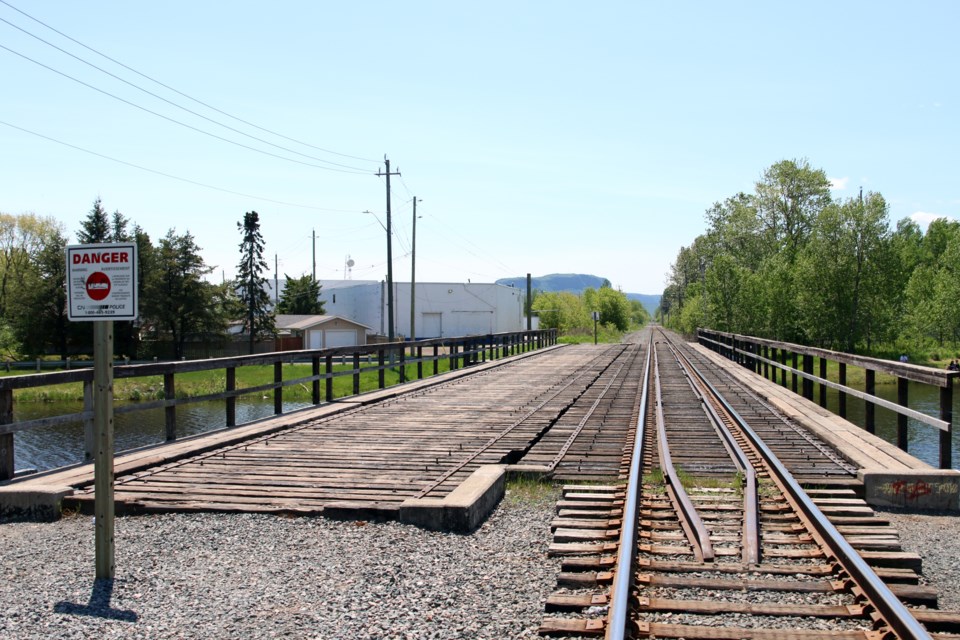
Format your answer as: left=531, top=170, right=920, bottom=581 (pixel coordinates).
left=3, top=361, right=456, bottom=405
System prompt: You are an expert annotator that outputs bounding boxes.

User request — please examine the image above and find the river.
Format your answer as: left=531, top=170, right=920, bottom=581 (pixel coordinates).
left=12, top=398, right=313, bottom=473
left=10, top=380, right=960, bottom=473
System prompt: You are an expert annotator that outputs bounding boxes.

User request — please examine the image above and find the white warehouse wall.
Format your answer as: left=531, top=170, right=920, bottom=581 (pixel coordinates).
left=318, top=281, right=525, bottom=339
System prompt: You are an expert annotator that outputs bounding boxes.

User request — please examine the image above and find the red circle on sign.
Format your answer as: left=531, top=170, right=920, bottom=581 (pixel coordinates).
left=86, top=272, right=111, bottom=301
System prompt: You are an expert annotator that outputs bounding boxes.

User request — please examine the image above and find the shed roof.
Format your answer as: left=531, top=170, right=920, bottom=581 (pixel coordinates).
left=275, top=314, right=371, bottom=332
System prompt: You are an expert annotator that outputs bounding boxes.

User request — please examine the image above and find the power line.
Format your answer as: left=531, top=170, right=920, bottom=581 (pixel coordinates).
left=0, top=42, right=370, bottom=174
left=0, top=119, right=369, bottom=213
left=0, top=14, right=370, bottom=171
left=0, top=0, right=380, bottom=164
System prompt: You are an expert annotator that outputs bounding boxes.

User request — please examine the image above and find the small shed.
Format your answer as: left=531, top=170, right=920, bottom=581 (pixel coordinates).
left=275, top=314, right=370, bottom=349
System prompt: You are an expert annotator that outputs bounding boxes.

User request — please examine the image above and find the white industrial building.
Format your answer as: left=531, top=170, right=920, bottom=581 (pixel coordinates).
left=320, top=280, right=526, bottom=339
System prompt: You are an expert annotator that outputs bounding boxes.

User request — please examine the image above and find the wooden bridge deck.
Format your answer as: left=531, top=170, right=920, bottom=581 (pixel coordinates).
left=63, top=343, right=643, bottom=517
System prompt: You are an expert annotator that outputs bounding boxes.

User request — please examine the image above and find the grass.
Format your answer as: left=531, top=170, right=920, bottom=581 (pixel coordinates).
left=7, top=357, right=462, bottom=405
left=503, top=475, right=561, bottom=505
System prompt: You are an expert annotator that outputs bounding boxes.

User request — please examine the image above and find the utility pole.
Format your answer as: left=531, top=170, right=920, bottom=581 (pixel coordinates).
left=410, top=197, right=421, bottom=341
left=274, top=254, right=279, bottom=307
left=376, top=156, right=401, bottom=343
left=311, top=228, right=316, bottom=281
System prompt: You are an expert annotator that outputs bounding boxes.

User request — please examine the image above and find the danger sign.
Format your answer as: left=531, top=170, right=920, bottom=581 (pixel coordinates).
left=67, top=243, right=138, bottom=321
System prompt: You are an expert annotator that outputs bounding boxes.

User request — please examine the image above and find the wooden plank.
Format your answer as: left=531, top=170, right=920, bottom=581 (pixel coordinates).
left=638, top=597, right=862, bottom=618
left=639, top=622, right=872, bottom=639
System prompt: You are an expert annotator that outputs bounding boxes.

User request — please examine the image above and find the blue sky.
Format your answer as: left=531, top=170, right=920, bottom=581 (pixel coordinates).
left=1, top=1, right=957, bottom=295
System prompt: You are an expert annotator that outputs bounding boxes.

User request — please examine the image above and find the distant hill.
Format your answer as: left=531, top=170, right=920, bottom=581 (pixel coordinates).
left=496, top=273, right=607, bottom=292
left=495, top=273, right=661, bottom=316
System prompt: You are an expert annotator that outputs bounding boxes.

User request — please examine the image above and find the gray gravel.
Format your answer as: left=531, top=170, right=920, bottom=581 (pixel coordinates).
left=879, top=508, right=960, bottom=611
left=0, top=491, right=560, bottom=640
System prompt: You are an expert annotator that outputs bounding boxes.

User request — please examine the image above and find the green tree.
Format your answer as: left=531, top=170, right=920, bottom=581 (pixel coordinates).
left=0, top=212, right=56, bottom=319
left=627, top=299, right=650, bottom=327
left=143, top=229, right=222, bottom=359
left=76, top=197, right=111, bottom=244
left=754, top=158, right=831, bottom=258
left=11, top=224, right=78, bottom=358
left=236, top=211, right=275, bottom=353
left=532, top=291, right=590, bottom=334
left=277, top=274, right=325, bottom=315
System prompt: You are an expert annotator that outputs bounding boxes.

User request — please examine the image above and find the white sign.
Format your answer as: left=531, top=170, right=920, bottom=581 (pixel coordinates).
left=592, top=311, right=600, bottom=321
left=67, top=243, right=138, bottom=321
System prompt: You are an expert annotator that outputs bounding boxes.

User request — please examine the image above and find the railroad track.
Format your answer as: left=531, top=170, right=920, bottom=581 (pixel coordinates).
left=541, top=329, right=960, bottom=639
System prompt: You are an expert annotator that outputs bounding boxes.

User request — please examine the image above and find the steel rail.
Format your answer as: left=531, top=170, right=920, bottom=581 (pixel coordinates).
left=677, top=338, right=933, bottom=640
left=604, top=334, right=651, bottom=640
left=414, top=346, right=622, bottom=499
left=664, top=333, right=760, bottom=565
left=653, top=342, right=715, bottom=562
left=546, top=349, right=633, bottom=470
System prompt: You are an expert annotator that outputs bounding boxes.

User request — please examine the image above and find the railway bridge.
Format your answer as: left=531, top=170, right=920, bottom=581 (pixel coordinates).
left=2, top=327, right=955, bottom=530
left=4, top=327, right=960, bottom=637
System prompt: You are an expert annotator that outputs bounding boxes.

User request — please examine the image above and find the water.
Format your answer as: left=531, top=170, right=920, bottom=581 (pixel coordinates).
left=12, top=376, right=960, bottom=474
left=764, top=373, right=959, bottom=470
left=13, top=398, right=314, bottom=473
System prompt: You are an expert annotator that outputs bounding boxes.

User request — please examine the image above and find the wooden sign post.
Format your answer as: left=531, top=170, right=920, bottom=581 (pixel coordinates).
left=66, top=243, right=137, bottom=580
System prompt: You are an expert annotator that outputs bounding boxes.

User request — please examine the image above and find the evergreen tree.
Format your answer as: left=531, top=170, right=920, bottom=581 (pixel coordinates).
left=77, top=197, right=111, bottom=243
left=236, top=211, right=275, bottom=354
left=277, top=274, right=324, bottom=315
left=142, top=229, right=221, bottom=359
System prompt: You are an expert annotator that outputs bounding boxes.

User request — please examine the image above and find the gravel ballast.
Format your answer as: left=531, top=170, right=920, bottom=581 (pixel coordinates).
left=0, top=491, right=560, bottom=640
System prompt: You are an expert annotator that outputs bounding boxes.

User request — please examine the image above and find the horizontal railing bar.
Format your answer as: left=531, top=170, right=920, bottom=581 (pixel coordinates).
left=699, top=328, right=958, bottom=387
left=701, top=334, right=950, bottom=432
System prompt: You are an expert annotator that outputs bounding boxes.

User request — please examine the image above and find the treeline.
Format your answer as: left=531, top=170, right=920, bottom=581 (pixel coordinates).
left=532, top=282, right=650, bottom=338
left=661, top=159, right=960, bottom=358
left=0, top=198, right=322, bottom=361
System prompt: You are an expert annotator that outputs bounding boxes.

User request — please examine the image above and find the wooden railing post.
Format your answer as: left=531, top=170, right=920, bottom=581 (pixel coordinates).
left=802, top=354, right=814, bottom=400
left=779, top=349, right=787, bottom=387
left=865, top=369, right=876, bottom=434
left=325, top=355, right=334, bottom=402
left=164, top=372, right=176, bottom=441
left=353, top=352, right=361, bottom=395
left=273, top=361, right=283, bottom=415
left=762, top=345, right=769, bottom=379
left=378, top=349, right=385, bottom=389
left=399, top=348, right=406, bottom=383
left=791, top=352, right=798, bottom=393
left=0, top=389, right=13, bottom=480
left=311, top=357, right=321, bottom=405
left=838, top=363, right=847, bottom=418
left=433, top=344, right=439, bottom=375
left=819, top=358, right=828, bottom=408
left=226, top=367, right=236, bottom=427
left=897, top=376, right=909, bottom=451
left=417, top=346, right=424, bottom=379
left=940, top=381, right=953, bottom=470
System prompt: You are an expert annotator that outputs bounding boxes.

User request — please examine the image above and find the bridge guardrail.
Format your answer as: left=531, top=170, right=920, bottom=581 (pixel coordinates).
left=0, top=329, right=557, bottom=480
left=697, top=328, right=957, bottom=470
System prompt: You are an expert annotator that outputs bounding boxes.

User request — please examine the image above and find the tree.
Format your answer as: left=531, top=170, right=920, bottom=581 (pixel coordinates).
left=754, top=159, right=831, bottom=258
left=277, top=274, right=325, bottom=315
left=532, top=291, right=590, bottom=334
left=143, top=229, right=222, bottom=359
left=11, top=224, right=78, bottom=358
left=236, top=211, right=275, bottom=353
left=0, top=212, right=56, bottom=319
left=77, top=197, right=111, bottom=244
left=585, top=286, right=630, bottom=332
